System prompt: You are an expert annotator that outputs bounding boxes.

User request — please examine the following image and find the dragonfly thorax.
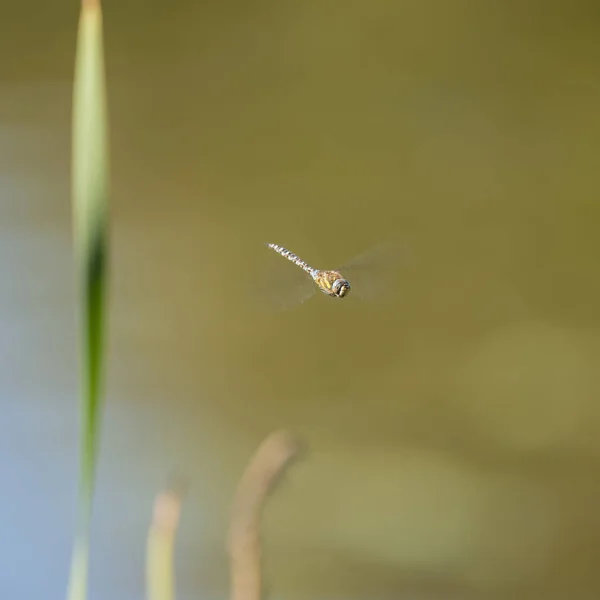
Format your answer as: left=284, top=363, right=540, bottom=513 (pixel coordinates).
left=313, top=269, right=351, bottom=298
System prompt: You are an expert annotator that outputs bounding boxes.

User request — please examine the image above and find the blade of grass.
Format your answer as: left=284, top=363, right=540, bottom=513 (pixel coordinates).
left=66, top=1, right=110, bottom=599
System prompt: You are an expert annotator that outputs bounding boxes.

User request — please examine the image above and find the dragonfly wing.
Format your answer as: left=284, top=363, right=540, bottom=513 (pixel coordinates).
left=251, top=254, right=317, bottom=314
left=337, top=239, right=413, bottom=302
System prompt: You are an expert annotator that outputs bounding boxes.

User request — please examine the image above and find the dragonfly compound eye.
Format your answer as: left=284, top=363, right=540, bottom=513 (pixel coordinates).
left=333, top=279, right=351, bottom=298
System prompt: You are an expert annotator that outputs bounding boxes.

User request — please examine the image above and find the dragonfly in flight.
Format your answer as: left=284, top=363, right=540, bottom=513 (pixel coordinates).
left=263, top=241, right=405, bottom=311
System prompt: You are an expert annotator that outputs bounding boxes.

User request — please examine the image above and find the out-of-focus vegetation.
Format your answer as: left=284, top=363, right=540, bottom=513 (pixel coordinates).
left=65, top=4, right=297, bottom=600
left=67, top=1, right=109, bottom=599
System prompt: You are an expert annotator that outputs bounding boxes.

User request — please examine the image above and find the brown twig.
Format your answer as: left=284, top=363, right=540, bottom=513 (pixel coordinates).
left=228, top=431, right=302, bottom=600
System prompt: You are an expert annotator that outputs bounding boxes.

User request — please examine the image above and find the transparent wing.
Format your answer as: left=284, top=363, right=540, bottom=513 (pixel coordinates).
left=336, top=238, right=413, bottom=303
left=251, top=252, right=317, bottom=314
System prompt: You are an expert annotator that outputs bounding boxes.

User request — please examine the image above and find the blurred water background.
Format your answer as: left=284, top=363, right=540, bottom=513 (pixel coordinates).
left=1, top=1, right=600, bottom=599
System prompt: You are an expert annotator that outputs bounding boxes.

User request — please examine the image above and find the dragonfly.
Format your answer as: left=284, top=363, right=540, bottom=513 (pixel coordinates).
left=262, top=240, right=407, bottom=311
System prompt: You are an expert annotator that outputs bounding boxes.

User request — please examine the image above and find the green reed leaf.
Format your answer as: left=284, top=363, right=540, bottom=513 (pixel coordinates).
left=66, top=1, right=109, bottom=599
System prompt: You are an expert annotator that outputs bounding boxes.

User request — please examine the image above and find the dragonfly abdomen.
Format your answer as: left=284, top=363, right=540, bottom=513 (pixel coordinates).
left=266, top=243, right=315, bottom=275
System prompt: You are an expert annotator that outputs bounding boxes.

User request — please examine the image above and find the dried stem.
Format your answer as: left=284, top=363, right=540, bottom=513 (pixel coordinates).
left=228, top=431, right=302, bottom=600
left=146, top=484, right=185, bottom=600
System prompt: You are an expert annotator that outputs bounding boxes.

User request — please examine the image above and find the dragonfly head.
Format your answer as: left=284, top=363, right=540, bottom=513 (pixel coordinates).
left=332, top=278, right=351, bottom=298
